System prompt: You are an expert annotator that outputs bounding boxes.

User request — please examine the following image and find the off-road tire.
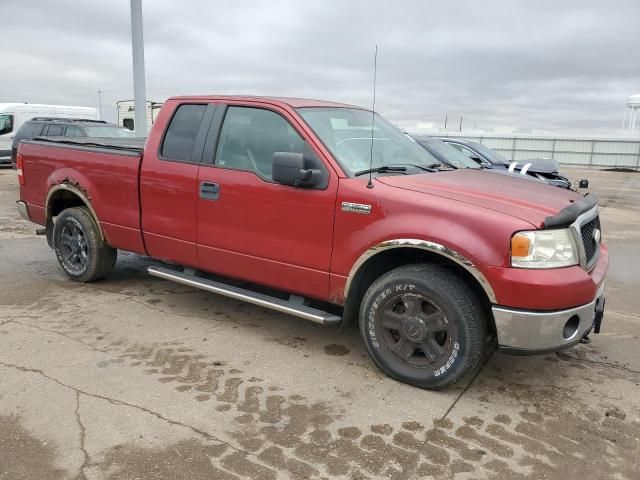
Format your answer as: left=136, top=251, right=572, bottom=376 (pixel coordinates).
left=52, top=207, right=117, bottom=282
left=359, top=264, right=485, bottom=389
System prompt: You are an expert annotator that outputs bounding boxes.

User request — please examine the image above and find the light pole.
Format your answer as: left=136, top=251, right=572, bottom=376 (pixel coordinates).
left=97, top=90, right=102, bottom=119
left=130, top=0, right=148, bottom=136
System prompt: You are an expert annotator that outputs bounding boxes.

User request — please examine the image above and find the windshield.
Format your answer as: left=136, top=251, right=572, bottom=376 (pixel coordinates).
left=83, top=126, right=137, bottom=137
left=420, top=139, right=480, bottom=169
left=297, top=107, right=439, bottom=175
left=470, top=142, right=509, bottom=165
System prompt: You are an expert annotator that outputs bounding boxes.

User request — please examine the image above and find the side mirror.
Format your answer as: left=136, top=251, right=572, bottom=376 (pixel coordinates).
left=272, top=152, right=320, bottom=188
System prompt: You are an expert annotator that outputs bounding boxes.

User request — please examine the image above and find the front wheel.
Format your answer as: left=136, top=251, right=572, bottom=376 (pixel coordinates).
left=359, top=264, right=486, bottom=389
left=52, top=207, right=117, bottom=282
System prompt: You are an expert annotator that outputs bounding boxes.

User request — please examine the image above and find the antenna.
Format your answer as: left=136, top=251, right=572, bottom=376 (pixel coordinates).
left=366, top=45, right=378, bottom=189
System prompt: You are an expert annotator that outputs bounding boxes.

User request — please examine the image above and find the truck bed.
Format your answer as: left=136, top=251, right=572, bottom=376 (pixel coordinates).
left=18, top=138, right=146, bottom=254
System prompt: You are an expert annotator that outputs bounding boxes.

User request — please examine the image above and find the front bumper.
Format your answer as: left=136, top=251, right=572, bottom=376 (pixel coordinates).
left=494, top=282, right=605, bottom=354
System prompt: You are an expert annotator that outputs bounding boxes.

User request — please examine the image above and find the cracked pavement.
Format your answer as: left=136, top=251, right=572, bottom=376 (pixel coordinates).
left=1, top=167, right=639, bottom=479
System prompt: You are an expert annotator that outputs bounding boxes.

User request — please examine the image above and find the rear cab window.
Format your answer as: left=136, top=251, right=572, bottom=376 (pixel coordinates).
left=160, top=104, right=207, bottom=162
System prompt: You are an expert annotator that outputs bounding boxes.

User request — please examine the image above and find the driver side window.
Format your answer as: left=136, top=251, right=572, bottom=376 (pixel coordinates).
left=215, top=107, right=304, bottom=180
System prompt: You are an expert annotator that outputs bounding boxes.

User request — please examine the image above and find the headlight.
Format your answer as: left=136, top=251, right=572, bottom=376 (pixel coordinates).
left=511, top=229, right=578, bottom=268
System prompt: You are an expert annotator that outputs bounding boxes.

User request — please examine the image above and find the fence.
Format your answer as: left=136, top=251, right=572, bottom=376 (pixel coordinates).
left=435, top=132, right=640, bottom=169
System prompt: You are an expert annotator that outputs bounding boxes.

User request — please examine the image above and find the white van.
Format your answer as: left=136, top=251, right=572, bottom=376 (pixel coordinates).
left=0, top=103, right=98, bottom=164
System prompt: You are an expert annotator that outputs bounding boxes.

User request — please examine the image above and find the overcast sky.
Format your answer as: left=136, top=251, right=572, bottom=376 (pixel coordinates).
left=2, top=0, right=639, bottom=135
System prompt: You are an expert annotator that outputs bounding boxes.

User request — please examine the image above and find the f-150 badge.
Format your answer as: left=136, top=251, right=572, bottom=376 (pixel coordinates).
left=341, top=202, right=372, bottom=215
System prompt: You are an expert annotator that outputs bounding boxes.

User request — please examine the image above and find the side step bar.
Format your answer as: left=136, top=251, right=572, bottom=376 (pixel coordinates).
left=147, top=266, right=342, bottom=326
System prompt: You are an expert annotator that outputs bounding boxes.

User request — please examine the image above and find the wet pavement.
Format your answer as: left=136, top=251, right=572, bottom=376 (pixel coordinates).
left=0, top=166, right=638, bottom=479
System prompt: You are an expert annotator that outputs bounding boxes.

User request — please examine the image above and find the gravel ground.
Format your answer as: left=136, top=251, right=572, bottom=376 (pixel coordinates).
left=0, top=165, right=638, bottom=479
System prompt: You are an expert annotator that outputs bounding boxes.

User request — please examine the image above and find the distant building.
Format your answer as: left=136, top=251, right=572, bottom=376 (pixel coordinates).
left=116, top=100, right=163, bottom=133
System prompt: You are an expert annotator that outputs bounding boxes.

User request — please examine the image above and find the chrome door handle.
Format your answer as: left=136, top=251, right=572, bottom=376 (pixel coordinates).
left=199, top=181, right=220, bottom=200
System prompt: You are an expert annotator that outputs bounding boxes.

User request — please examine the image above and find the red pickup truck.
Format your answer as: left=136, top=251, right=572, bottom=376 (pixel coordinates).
left=15, top=95, right=608, bottom=389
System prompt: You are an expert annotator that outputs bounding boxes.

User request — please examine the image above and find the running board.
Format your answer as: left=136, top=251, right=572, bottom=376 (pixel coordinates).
left=147, top=266, right=342, bottom=326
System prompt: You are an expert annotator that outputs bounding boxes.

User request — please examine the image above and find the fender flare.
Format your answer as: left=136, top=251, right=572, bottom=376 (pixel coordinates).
left=344, top=238, right=497, bottom=304
left=45, top=183, right=105, bottom=240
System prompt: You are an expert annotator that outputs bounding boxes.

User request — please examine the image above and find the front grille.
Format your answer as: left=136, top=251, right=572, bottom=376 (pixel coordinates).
left=580, top=216, right=601, bottom=266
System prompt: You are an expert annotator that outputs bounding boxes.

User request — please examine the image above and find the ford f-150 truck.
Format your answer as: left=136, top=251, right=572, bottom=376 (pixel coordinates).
left=15, top=95, right=608, bottom=389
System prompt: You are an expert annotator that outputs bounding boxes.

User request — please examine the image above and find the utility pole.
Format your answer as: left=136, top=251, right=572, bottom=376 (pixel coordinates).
left=97, top=90, right=102, bottom=119
left=444, top=114, right=448, bottom=131
left=459, top=115, right=463, bottom=132
left=130, top=0, right=148, bottom=136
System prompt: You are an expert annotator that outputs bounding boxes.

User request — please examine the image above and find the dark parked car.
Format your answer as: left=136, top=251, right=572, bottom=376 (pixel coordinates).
left=414, top=137, right=481, bottom=170
left=439, top=137, right=573, bottom=189
left=11, top=118, right=136, bottom=167
left=415, top=137, right=547, bottom=185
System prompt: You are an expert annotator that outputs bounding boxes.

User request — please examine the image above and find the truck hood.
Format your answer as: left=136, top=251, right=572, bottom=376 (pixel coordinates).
left=377, top=169, right=582, bottom=227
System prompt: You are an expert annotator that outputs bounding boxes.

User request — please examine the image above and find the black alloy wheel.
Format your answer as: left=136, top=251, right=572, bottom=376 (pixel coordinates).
left=58, top=220, right=89, bottom=275
left=360, top=264, right=486, bottom=389
left=52, top=207, right=117, bottom=282
left=379, top=292, right=453, bottom=367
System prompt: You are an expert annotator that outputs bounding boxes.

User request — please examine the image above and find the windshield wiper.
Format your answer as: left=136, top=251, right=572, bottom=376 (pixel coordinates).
left=354, top=165, right=408, bottom=177
left=412, top=163, right=441, bottom=172
left=391, top=163, right=440, bottom=172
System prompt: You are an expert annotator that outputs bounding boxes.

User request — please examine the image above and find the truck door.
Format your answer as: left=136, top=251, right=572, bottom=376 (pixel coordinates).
left=196, top=104, right=338, bottom=300
left=140, top=101, right=215, bottom=267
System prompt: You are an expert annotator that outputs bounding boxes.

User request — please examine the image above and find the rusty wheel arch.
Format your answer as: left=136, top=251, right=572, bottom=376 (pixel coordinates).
left=45, top=183, right=105, bottom=241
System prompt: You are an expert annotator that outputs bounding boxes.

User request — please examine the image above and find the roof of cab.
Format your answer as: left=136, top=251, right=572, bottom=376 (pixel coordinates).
left=166, top=95, right=364, bottom=110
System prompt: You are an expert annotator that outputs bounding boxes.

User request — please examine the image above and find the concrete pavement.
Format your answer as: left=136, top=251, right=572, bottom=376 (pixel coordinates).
left=0, top=166, right=638, bottom=479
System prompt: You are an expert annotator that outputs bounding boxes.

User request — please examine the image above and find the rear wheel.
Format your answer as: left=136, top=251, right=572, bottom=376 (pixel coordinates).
left=359, top=264, right=485, bottom=389
left=52, top=207, right=117, bottom=282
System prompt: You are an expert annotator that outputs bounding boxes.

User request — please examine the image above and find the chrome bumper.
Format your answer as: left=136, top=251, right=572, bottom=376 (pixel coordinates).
left=493, top=283, right=605, bottom=354
left=16, top=201, right=30, bottom=221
